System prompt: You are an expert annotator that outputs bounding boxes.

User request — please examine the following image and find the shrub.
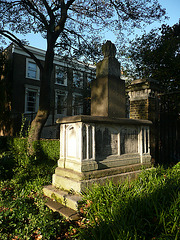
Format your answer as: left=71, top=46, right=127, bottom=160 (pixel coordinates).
left=0, top=136, right=10, bottom=153
left=0, top=137, right=68, bottom=239
left=0, top=136, right=60, bottom=161
left=0, top=137, right=59, bottom=184
left=33, top=139, right=59, bottom=162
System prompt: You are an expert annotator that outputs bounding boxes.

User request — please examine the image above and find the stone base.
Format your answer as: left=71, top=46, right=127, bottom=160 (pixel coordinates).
left=58, top=153, right=151, bottom=174
left=51, top=162, right=151, bottom=193
left=43, top=162, right=152, bottom=211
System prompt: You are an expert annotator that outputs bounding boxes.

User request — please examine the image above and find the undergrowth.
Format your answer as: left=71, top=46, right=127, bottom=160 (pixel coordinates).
left=0, top=135, right=179, bottom=239
left=79, top=164, right=180, bottom=240
left=0, top=137, right=69, bottom=239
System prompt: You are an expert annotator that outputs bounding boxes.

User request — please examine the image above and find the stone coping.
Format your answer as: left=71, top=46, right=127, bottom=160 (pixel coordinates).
left=129, top=78, right=158, bottom=85
left=56, top=115, right=152, bottom=125
left=126, top=78, right=161, bottom=92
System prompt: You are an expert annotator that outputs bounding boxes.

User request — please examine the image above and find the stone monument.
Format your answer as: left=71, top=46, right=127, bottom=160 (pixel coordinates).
left=91, top=40, right=126, bottom=118
left=43, top=41, right=152, bottom=213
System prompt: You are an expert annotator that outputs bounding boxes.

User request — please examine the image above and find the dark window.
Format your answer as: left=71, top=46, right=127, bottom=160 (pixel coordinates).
left=56, top=68, right=65, bottom=85
left=27, top=91, right=36, bottom=112
left=57, top=94, right=65, bottom=114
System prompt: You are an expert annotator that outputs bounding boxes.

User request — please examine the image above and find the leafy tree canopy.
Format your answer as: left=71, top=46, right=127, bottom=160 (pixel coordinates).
left=0, top=0, right=167, bottom=144
left=126, top=21, right=180, bottom=91
left=0, top=0, right=166, bottom=63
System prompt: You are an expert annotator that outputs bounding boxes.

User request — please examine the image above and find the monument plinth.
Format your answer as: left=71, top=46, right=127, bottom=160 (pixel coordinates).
left=91, top=41, right=126, bottom=118
left=43, top=41, right=152, bottom=212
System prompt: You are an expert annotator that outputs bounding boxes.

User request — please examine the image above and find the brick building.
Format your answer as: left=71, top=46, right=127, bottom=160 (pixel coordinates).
left=1, top=43, right=95, bottom=137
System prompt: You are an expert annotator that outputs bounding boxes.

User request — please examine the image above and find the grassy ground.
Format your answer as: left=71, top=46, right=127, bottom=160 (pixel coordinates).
left=0, top=145, right=179, bottom=239
left=80, top=165, right=180, bottom=240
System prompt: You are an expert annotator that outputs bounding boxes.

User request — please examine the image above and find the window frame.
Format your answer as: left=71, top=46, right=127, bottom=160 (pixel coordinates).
left=87, top=73, right=94, bottom=88
left=73, top=70, right=83, bottom=88
left=55, top=65, right=67, bottom=86
left=26, top=58, right=40, bottom=80
left=24, top=85, right=40, bottom=114
left=72, top=93, right=83, bottom=115
left=55, top=90, right=68, bottom=116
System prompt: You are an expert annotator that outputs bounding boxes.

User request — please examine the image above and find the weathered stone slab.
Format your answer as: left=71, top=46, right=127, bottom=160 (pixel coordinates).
left=43, top=185, right=82, bottom=210
left=56, top=115, right=151, bottom=125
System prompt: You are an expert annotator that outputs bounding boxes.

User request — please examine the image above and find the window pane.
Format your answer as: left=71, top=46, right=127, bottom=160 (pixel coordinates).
left=57, top=95, right=65, bottom=114
left=28, top=62, right=37, bottom=79
left=73, top=71, right=83, bottom=88
left=27, top=91, right=36, bottom=112
left=56, top=70, right=64, bottom=85
left=28, top=62, right=36, bottom=71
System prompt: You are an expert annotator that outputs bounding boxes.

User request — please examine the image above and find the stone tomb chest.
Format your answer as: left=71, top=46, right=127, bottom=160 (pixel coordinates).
left=52, top=115, right=151, bottom=193
left=43, top=41, right=152, bottom=212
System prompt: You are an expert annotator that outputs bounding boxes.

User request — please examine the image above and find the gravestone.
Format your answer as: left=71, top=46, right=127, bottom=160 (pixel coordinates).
left=43, top=41, right=152, bottom=212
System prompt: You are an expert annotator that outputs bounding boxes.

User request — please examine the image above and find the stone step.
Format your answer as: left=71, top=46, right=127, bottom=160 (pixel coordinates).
left=43, top=185, right=82, bottom=211
left=52, top=173, right=83, bottom=193
left=44, top=165, right=154, bottom=212
left=55, top=167, right=83, bottom=180
left=45, top=197, right=80, bottom=221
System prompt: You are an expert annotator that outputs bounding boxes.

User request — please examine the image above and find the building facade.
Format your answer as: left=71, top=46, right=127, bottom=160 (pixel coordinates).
left=1, top=44, right=95, bottom=137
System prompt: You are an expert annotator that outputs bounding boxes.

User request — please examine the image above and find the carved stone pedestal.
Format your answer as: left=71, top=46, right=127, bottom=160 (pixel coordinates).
left=43, top=115, right=152, bottom=210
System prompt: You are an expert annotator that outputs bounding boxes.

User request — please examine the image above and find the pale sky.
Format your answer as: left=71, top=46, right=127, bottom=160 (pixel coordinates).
left=105, top=0, right=180, bottom=42
left=146, top=0, right=180, bottom=31
left=161, top=0, right=180, bottom=25
left=6, top=0, right=180, bottom=50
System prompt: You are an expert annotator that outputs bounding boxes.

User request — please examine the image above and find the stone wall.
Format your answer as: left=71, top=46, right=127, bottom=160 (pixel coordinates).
left=129, top=99, right=148, bottom=120
left=127, top=78, right=161, bottom=163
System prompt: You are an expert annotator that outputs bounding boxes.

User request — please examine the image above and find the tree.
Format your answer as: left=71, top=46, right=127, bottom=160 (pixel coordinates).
left=127, top=21, right=180, bottom=91
left=0, top=0, right=166, bottom=151
left=0, top=48, right=12, bottom=135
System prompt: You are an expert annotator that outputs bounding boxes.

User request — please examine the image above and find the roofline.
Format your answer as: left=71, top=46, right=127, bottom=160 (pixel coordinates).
left=7, top=43, right=96, bottom=71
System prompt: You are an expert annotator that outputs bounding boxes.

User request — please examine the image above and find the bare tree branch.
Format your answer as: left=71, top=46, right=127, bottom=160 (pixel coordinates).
left=22, top=0, right=49, bottom=30
left=0, top=29, right=43, bottom=70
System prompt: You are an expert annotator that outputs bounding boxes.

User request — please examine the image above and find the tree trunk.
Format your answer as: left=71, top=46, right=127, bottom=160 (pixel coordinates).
left=28, top=42, right=55, bottom=154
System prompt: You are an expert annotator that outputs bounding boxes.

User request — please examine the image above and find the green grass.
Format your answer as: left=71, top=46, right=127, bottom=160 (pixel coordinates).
left=0, top=138, right=179, bottom=239
left=0, top=138, right=72, bottom=239
left=79, top=165, right=180, bottom=240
